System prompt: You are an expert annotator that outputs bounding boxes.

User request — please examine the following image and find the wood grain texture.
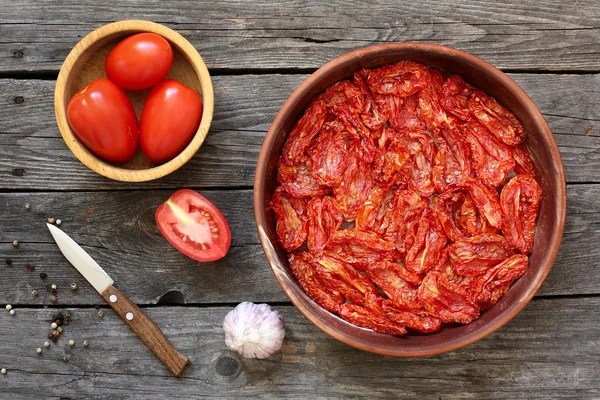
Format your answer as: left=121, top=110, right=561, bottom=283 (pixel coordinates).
left=0, top=0, right=599, bottom=73
left=0, top=299, right=599, bottom=399
left=53, top=20, right=215, bottom=182
left=0, top=184, right=597, bottom=306
left=101, top=285, right=189, bottom=376
left=0, top=73, right=599, bottom=190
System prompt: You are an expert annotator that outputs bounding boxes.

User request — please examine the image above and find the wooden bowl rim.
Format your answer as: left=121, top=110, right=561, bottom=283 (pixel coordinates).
left=254, top=42, right=567, bottom=356
left=54, top=20, right=214, bottom=182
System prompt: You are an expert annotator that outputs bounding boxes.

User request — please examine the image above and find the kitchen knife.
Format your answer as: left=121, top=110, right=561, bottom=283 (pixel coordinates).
left=46, top=223, right=189, bottom=376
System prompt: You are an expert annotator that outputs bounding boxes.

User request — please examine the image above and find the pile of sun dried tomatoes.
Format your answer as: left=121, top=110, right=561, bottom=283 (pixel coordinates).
left=273, top=61, right=542, bottom=336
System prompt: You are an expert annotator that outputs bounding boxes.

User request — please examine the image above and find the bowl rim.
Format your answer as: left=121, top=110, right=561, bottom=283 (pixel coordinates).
left=54, top=19, right=214, bottom=182
left=254, top=42, right=567, bottom=356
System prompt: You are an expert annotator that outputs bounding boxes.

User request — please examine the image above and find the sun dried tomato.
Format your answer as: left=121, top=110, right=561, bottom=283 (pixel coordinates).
left=465, top=121, right=515, bottom=187
left=464, top=178, right=504, bottom=229
left=400, top=129, right=437, bottom=197
left=469, top=90, right=525, bottom=146
left=318, top=252, right=379, bottom=296
left=433, top=189, right=496, bottom=242
left=459, top=193, right=497, bottom=236
left=383, top=302, right=442, bottom=333
left=405, top=208, right=447, bottom=275
left=325, top=229, right=393, bottom=271
left=318, top=80, right=364, bottom=115
left=384, top=189, right=429, bottom=259
left=354, top=69, right=388, bottom=132
left=372, top=127, right=410, bottom=184
left=470, top=254, right=529, bottom=309
left=388, top=94, right=425, bottom=131
left=355, top=183, right=399, bottom=235
left=417, top=271, right=480, bottom=324
left=314, top=262, right=365, bottom=305
left=272, top=187, right=309, bottom=252
left=281, top=99, right=327, bottom=163
left=339, top=304, right=407, bottom=336
left=433, top=190, right=469, bottom=242
left=448, top=233, right=515, bottom=277
left=500, top=175, right=542, bottom=254
left=277, top=160, right=330, bottom=198
left=440, top=75, right=474, bottom=122
left=513, top=144, right=535, bottom=176
left=367, top=262, right=421, bottom=312
left=432, top=125, right=473, bottom=192
left=307, top=127, right=349, bottom=187
left=307, top=196, right=343, bottom=254
left=333, top=150, right=374, bottom=220
left=289, top=251, right=342, bottom=313
left=366, top=61, right=429, bottom=97
left=417, top=69, right=447, bottom=131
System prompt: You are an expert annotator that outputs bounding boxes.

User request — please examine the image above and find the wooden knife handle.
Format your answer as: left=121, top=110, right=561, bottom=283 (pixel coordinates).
left=101, top=285, right=189, bottom=376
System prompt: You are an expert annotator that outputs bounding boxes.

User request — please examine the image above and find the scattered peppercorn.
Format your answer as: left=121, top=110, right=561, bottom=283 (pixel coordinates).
left=11, top=240, right=19, bottom=247
left=50, top=296, right=57, bottom=303
left=25, top=203, right=31, bottom=210
left=5, top=305, right=12, bottom=311
left=24, top=263, right=34, bottom=271
left=9, top=310, right=15, bottom=316
left=47, top=217, right=55, bottom=224
left=31, top=290, right=38, bottom=297
left=53, top=330, right=59, bottom=337
left=68, top=340, right=75, bottom=346
left=51, top=322, right=58, bottom=329
left=98, top=310, right=104, bottom=318
left=56, top=219, right=62, bottom=226
left=82, top=340, right=89, bottom=348
left=47, top=333, right=55, bottom=340
left=62, top=355, right=69, bottom=362
left=51, top=284, right=57, bottom=290
left=57, top=327, right=63, bottom=334
left=43, top=341, right=50, bottom=348
left=36, top=348, right=42, bottom=354
left=70, top=283, right=77, bottom=291
left=5, top=258, right=12, bottom=265
left=0, top=368, right=6, bottom=375
left=40, top=273, right=47, bottom=279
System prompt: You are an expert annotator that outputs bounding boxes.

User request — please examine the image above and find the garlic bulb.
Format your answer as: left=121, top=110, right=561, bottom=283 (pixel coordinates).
left=223, top=302, right=285, bottom=359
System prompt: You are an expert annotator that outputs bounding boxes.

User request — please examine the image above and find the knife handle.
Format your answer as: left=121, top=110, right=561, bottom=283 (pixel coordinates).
left=101, top=285, right=189, bottom=376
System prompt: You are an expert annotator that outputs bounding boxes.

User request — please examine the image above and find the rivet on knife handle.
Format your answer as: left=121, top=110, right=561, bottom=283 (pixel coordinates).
left=101, top=285, right=189, bottom=376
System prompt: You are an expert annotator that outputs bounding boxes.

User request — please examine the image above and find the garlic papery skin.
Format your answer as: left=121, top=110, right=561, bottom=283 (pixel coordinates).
left=223, top=302, right=285, bottom=359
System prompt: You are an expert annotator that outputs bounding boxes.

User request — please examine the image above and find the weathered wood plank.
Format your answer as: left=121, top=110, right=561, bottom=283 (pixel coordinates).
left=0, top=184, right=598, bottom=306
left=0, top=73, right=599, bottom=190
left=0, top=0, right=599, bottom=73
left=0, top=298, right=599, bottom=399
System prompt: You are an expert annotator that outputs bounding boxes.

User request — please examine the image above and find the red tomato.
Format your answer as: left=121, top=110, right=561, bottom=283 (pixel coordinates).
left=140, top=79, right=203, bottom=164
left=155, top=189, right=231, bottom=262
left=105, top=33, right=173, bottom=91
left=66, top=79, right=138, bottom=163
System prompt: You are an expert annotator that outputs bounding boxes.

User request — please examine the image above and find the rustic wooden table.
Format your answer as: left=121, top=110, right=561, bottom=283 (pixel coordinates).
left=0, top=1, right=598, bottom=398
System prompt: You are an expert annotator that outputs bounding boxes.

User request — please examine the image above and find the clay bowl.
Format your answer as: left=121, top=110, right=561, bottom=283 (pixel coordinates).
left=54, top=20, right=214, bottom=182
left=254, top=43, right=566, bottom=356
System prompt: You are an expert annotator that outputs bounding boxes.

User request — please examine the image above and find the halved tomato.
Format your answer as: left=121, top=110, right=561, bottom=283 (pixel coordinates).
left=155, top=189, right=231, bottom=262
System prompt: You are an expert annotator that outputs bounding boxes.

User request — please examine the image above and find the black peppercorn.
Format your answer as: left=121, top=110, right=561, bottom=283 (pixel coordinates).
left=40, top=272, right=47, bottom=279
left=5, top=258, right=12, bottom=265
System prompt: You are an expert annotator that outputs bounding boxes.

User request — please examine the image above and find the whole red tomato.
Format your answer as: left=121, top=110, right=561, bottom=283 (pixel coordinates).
left=105, top=33, right=173, bottom=91
left=67, top=79, right=139, bottom=163
left=140, top=79, right=203, bottom=164
left=155, top=189, right=231, bottom=262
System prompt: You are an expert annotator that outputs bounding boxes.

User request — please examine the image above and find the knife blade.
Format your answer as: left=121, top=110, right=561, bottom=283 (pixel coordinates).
left=46, top=223, right=189, bottom=376
left=46, top=224, right=114, bottom=293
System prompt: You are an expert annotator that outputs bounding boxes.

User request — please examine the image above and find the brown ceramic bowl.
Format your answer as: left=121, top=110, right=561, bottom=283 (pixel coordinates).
left=254, top=43, right=566, bottom=356
left=54, top=20, right=214, bottom=182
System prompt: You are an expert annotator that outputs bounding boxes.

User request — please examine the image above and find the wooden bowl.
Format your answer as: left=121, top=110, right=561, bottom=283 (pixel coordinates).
left=54, top=20, right=214, bottom=182
left=254, top=43, right=566, bottom=356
